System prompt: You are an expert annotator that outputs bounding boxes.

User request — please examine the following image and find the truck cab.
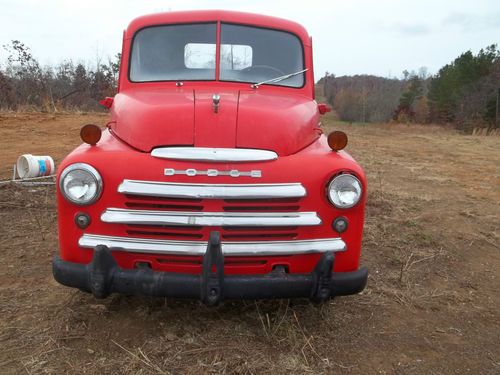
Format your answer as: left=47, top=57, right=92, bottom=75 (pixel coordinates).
left=53, top=10, right=368, bottom=305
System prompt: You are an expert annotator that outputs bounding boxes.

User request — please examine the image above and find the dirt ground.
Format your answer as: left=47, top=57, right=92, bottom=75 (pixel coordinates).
left=0, top=111, right=499, bottom=374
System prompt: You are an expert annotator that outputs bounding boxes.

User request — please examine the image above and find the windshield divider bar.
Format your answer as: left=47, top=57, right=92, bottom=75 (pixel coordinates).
left=215, top=21, right=221, bottom=81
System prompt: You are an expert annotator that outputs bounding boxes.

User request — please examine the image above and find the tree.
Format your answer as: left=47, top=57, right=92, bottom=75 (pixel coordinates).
left=454, top=59, right=500, bottom=132
left=3, top=40, right=47, bottom=107
left=0, top=70, right=15, bottom=109
left=413, top=96, right=429, bottom=123
left=393, top=75, right=424, bottom=122
left=428, top=44, right=499, bottom=124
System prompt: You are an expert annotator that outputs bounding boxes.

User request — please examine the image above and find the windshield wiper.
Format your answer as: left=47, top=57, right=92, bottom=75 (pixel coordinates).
left=251, top=68, right=308, bottom=89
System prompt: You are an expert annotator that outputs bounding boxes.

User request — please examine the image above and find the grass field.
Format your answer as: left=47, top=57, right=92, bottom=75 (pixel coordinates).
left=0, top=110, right=499, bottom=374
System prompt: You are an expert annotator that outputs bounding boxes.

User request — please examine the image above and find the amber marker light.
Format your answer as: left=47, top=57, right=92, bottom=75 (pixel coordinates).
left=327, top=131, right=348, bottom=151
left=80, top=124, right=102, bottom=145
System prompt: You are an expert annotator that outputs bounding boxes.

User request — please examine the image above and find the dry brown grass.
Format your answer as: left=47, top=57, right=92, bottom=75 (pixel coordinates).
left=0, top=111, right=499, bottom=374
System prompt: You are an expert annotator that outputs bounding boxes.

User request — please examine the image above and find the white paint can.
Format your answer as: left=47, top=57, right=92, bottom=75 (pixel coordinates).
left=16, top=154, right=55, bottom=179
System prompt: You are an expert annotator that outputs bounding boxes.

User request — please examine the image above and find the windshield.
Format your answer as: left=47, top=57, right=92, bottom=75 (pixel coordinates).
left=129, top=23, right=305, bottom=87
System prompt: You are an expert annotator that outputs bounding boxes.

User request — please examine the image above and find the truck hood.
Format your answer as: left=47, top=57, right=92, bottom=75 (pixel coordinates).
left=110, top=88, right=320, bottom=156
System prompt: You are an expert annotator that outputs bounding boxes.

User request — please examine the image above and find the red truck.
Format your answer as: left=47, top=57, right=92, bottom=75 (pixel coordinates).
left=53, top=10, right=368, bottom=305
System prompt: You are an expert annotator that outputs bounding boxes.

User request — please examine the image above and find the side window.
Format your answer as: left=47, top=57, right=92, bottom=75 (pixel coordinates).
left=184, top=43, right=216, bottom=69
left=220, top=45, right=253, bottom=70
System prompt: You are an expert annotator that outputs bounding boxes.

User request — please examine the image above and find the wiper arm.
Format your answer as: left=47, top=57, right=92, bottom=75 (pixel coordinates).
left=251, top=68, right=308, bottom=89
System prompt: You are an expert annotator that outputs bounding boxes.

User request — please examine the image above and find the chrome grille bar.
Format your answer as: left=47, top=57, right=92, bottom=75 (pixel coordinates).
left=79, top=234, right=346, bottom=256
left=151, top=147, right=278, bottom=162
left=101, top=208, right=321, bottom=227
left=118, top=180, right=307, bottom=199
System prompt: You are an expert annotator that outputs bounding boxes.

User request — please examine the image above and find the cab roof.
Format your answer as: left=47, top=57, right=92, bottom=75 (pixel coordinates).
left=125, top=10, right=311, bottom=46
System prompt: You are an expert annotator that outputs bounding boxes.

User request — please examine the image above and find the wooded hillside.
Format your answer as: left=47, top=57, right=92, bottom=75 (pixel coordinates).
left=320, top=45, right=499, bottom=132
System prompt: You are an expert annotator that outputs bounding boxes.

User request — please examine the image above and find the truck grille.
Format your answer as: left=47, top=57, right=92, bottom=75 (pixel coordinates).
left=107, top=180, right=319, bottom=242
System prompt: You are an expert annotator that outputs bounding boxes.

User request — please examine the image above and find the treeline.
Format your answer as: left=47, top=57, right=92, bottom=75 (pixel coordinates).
left=321, top=75, right=406, bottom=123
left=0, top=40, right=120, bottom=111
left=1, top=39, right=498, bottom=130
left=321, top=45, right=500, bottom=132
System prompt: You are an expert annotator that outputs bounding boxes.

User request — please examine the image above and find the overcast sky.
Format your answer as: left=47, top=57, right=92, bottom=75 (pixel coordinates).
left=1, top=0, right=499, bottom=78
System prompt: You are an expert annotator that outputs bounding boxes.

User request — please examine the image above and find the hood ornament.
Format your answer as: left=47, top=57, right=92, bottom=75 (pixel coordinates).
left=212, top=94, right=220, bottom=113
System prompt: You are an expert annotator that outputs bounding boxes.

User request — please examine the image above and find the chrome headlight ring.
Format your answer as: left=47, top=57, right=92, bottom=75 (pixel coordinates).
left=59, top=163, right=103, bottom=205
left=327, top=174, right=362, bottom=209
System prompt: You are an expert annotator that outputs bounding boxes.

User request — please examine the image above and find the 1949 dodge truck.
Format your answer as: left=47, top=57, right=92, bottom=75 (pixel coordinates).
left=53, top=10, right=368, bottom=305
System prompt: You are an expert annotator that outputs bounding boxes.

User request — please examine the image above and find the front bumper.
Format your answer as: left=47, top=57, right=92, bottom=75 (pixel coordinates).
left=53, top=232, right=368, bottom=305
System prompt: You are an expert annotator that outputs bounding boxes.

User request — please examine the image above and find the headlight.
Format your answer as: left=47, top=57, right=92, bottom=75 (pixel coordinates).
left=60, top=163, right=102, bottom=205
left=327, top=174, right=362, bottom=208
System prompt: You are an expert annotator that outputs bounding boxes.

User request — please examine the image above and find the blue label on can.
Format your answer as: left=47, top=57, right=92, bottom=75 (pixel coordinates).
left=38, top=159, right=46, bottom=174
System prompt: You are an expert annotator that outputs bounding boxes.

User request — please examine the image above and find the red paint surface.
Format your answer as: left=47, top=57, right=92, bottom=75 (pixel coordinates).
left=318, top=103, right=331, bottom=114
